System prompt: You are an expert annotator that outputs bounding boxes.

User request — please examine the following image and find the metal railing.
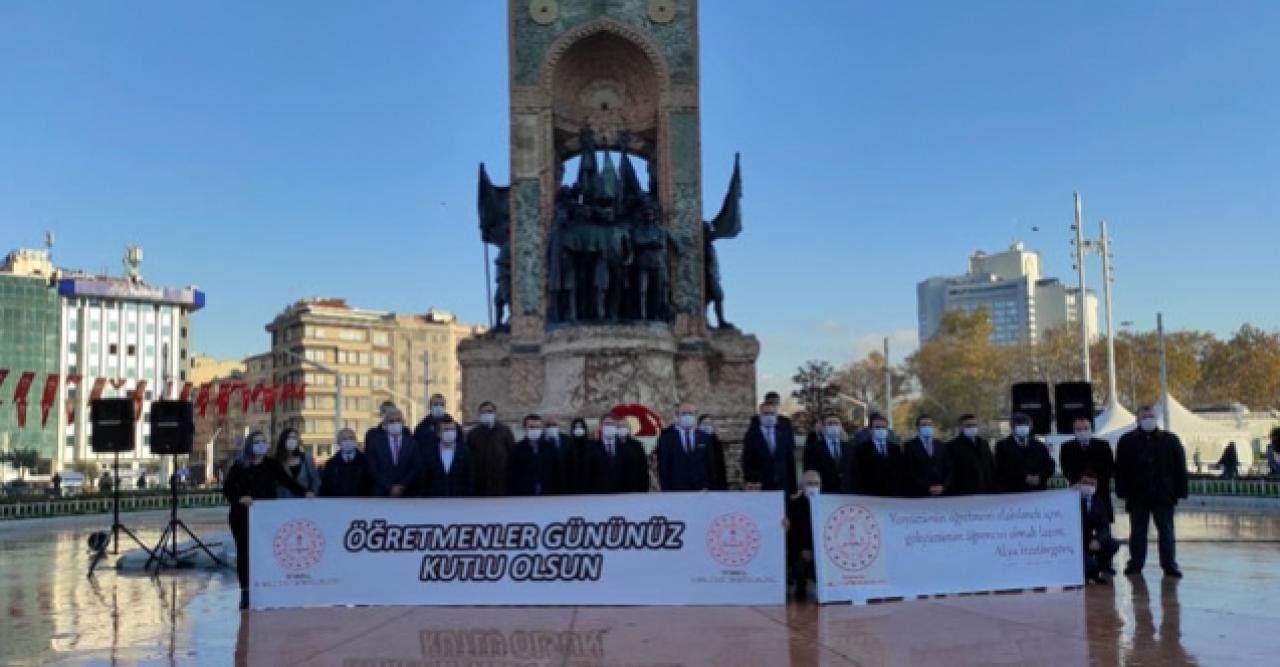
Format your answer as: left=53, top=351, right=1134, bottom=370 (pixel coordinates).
left=1048, top=476, right=1280, bottom=497
left=0, top=492, right=226, bottom=520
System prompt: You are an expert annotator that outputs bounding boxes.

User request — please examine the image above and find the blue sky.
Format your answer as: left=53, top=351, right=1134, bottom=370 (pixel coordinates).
left=2, top=1, right=1278, bottom=393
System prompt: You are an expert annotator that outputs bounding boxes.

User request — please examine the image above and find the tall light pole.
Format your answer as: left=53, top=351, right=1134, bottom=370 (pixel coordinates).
left=282, top=349, right=342, bottom=439
left=1157, top=313, right=1171, bottom=431
left=1071, top=192, right=1092, bottom=383
left=1098, top=221, right=1119, bottom=407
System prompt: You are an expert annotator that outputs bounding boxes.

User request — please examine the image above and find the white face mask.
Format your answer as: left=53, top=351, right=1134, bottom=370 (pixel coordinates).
left=962, top=426, right=978, bottom=439
left=602, top=425, right=618, bottom=440
left=285, top=438, right=299, bottom=451
left=804, top=485, right=820, bottom=498
left=441, top=430, right=457, bottom=444
left=700, top=423, right=716, bottom=435
left=618, top=427, right=630, bottom=438
left=761, top=414, right=778, bottom=428
left=1139, top=418, right=1158, bottom=432
left=339, top=439, right=357, bottom=453
left=526, top=428, right=543, bottom=441
left=1078, top=484, right=1096, bottom=499
left=480, top=413, right=496, bottom=427
left=1075, top=430, right=1092, bottom=443
left=385, top=422, right=403, bottom=436
left=251, top=441, right=269, bottom=456
left=824, top=424, right=842, bottom=439
left=572, top=427, right=586, bottom=438
left=1013, top=425, right=1030, bottom=438
left=872, top=427, right=888, bottom=442
left=431, top=405, right=445, bottom=418
left=545, top=426, right=560, bottom=440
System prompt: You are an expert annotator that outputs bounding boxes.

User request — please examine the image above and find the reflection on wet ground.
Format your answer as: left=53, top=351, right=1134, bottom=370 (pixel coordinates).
left=1, top=507, right=1277, bottom=666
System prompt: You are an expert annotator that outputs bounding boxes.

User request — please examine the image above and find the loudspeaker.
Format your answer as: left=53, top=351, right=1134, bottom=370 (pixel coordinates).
left=1010, top=382, right=1053, bottom=436
left=91, top=398, right=136, bottom=453
left=1055, top=382, right=1095, bottom=434
left=149, top=400, right=194, bottom=455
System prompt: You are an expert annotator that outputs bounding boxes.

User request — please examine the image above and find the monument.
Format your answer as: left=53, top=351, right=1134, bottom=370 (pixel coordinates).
left=460, top=0, right=759, bottom=440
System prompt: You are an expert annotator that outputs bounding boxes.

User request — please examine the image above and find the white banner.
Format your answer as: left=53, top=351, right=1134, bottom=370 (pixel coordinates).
left=249, top=492, right=786, bottom=609
left=811, top=490, right=1083, bottom=604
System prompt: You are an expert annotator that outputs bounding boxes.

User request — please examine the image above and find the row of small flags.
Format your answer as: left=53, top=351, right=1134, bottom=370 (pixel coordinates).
left=0, top=369, right=307, bottom=429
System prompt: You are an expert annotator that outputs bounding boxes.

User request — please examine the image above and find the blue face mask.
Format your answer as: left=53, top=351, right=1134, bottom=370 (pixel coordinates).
left=919, top=426, right=934, bottom=439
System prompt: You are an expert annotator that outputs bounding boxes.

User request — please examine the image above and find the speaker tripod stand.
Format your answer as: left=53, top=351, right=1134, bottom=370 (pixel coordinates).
left=87, top=451, right=153, bottom=577
left=145, top=454, right=225, bottom=572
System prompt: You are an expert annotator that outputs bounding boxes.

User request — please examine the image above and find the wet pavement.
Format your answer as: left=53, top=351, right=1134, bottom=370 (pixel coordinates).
left=2, top=506, right=1278, bottom=666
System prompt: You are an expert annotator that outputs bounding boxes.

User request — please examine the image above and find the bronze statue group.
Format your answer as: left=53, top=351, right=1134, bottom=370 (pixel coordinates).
left=222, top=391, right=1188, bottom=607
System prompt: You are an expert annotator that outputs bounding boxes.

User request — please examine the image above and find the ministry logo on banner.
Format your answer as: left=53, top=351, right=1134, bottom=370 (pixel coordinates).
left=821, top=503, right=887, bottom=585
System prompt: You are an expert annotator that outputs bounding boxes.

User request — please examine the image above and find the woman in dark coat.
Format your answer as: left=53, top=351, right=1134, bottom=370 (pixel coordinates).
left=223, top=430, right=311, bottom=609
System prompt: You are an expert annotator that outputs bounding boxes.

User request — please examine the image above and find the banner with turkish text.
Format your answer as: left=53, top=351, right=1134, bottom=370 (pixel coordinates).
left=811, top=490, right=1083, bottom=604
left=249, top=492, right=786, bottom=609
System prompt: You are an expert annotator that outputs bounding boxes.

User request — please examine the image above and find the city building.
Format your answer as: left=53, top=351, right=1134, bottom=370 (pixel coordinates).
left=190, top=352, right=273, bottom=482
left=1, top=247, right=204, bottom=478
left=265, top=299, right=482, bottom=460
left=0, top=250, right=61, bottom=476
left=917, top=242, right=1099, bottom=345
left=188, top=354, right=246, bottom=385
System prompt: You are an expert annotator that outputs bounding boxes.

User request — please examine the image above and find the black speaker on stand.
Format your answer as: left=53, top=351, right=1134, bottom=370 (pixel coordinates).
left=1055, top=382, right=1096, bottom=434
left=145, top=400, right=225, bottom=571
left=1010, top=382, right=1054, bottom=436
left=87, top=398, right=154, bottom=577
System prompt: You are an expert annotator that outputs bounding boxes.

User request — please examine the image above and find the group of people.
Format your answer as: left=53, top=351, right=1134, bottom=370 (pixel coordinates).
left=221, top=390, right=1190, bottom=606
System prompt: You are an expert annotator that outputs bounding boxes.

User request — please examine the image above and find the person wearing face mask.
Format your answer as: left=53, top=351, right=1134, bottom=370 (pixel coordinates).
left=1075, top=469, right=1120, bottom=584
left=422, top=417, right=475, bottom=497
left=749, top=391, right=795, bottom=432
left=994, top=413, right=1055, bottom=493
left=657, top=401, right=714, bottom=491
left=1114, top=406, right=1188, bottom=578
left=946, top=414, right=997, bottom=495
left=786, top=470, right=823, bottom=600
left=320, top=428, right=371, bottom=497
left=587, top=414, right=650, bottom=493
left=364, top=408, right=423, bottom=498
left=562, top=417, right=594, bottom=494
left=1060, top=416, right=1116, bottom=532
left=803, top=414, right=849, bottom=494
left=903, top=415, right=952, bottom=498
left=699, top=415, right=729, bottom=491
left=366, top=400, right=399, bottom=445
left=506, top=414, right=562, bottom=496
left=465, top=401, right=515, bottom=497
left=742, top=401, right=798, bottom=494
left=413, top=393, right=459, bottom=449
left=272, top=428, right=321, bottom=498
left=852, top=413, right=905, bottom=497
left=542, top=417, right=572, bottom=491
left=222, top=431, right=313, bottom=608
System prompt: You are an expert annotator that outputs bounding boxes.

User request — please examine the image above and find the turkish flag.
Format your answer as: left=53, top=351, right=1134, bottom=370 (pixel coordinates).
left=261, top=383, right=279, bottom=412
left=239, top=382, right=254, bottom=413
left=215, top=383, right=233, bottom=418
left=0, top=369, right=9, bottom=405
left=13, top=371, right=35, bottom=429
left=89, top=377, right=108, bottom=404
left=39, top=374, right=60, bottom=428
left=179, top=382, right=194, bottom=401
left=109, top=378, right=127, bottom=391
left=611, top=403, right=665, bottom=438
left=64, top=374, right=83, bottom=424
left=130, top=380, right=148, bottom=421
left=195, top=383, right=212, bottom=418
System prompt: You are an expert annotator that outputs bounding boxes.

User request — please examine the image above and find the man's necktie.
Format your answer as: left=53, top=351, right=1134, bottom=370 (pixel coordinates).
left=391, top=437, right=400, bottom=465
left=765, top=428, right=775, bottom=454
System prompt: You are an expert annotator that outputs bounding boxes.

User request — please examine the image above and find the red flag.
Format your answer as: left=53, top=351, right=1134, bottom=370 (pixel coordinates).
left=89, top=377, right=108, bottom=404
left=179, top=382, right=193, bottom=401
left=39, top=374, right=60, bottom=428
left=261, top=383, right=279, bottom=412
left=64, top=374, right=83, bottom=424
left=215, top=383, right=233, bottom=418
left=164, top=380, right=174, bottom=399
left=0, top=369, right=9, bottom=405
left=130, top=380, right=148, bottom=421
left=239, top=382, right=254, bottom=413
left=13, top=371, right=35, bottom=429
left=195, top=383, right=212, bottom=418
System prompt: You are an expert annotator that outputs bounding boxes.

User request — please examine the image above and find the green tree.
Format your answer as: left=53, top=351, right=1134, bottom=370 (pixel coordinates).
left=791, top=360, right=836, bottom=429
left=1, top=448, right=41, bottom=481
left=1196, top=324, right=1280, bottom=409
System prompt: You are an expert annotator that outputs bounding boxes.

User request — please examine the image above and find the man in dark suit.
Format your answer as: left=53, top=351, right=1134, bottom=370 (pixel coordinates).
left=542, top=416, right=572, bottom=489
left=586, top=414, right=649, bottom=493
left=1077, top=468, right=1120, bottom=583
left=506, top=414, right=562, bottom=496
left=364, top=408, right=423, bottom=497
left=742, top=401, right=799, bottom=494
left=422, top=417, right=475, bottom=497
left=995, top=412, right=1055, bottom=493
left=319, top=428, right=371, bottom=497
left=947, top=413, right=997, bottom=495
left=787, top=470, right=823, bottom=600
left=365, top=400, right=398, bottom=447
left=804, top=414, right=851, bottom=493
left=851, top=413, right=904, bottom=497
left=658, top=401, right=714, bottom=491
left=1115, top=406, right=1188, bottom=578
left=1060, top=415, right=1116, bottom=529
left=413, top=393, right=458, bottom=449
left=903, top=414, right=952, bottom=497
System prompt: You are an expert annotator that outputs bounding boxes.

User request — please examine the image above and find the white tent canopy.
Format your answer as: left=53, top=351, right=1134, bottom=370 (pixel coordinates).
left=1098, top=393, right=1251, bottom=463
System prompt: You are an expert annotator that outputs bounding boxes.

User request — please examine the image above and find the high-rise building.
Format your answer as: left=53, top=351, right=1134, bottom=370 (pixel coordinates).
left=265, top=299, right=482, bottom=460
left=0, top=250, right=61, bottom=469
left=917, top=242, right=1098, bottom=345
left=1, top=247, right=204, bottom=477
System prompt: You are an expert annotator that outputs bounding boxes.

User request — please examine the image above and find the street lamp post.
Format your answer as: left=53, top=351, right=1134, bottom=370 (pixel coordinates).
left=282, top=349, right=342, bottom=439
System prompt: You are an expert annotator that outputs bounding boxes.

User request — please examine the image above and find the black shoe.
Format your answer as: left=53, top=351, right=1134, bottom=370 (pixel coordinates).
left=1163, top=568, right=1183, bottom=579
left=1124, top=566, right=1142, bottom=575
